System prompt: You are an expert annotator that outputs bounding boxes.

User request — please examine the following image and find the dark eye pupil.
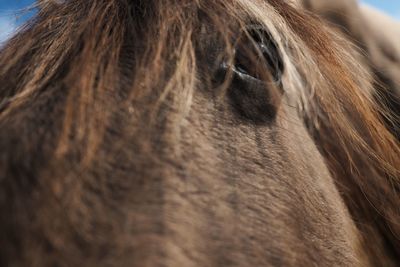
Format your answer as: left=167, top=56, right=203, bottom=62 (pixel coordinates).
left=234, top=26, right=284, bottom=84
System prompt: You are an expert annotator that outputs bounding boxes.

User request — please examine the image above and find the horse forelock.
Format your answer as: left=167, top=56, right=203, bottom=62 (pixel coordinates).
left=0, top=0, right=399, bottom=264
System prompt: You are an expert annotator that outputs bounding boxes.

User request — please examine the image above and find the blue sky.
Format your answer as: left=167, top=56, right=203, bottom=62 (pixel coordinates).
left=0, top=0, right=37, bottom=43
left=0, top=0, right=399, bottom=43
left=362, top=0, right=400, bottom=19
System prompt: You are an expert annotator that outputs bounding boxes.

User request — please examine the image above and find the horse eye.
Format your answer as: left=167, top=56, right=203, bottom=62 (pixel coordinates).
left=234, top=26, right=284, bottom=84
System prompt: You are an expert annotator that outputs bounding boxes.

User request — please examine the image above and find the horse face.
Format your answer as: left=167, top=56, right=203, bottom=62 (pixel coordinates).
left=3, top=1, right=399, bottom=266
left=94, top=22, right=360, bottom=266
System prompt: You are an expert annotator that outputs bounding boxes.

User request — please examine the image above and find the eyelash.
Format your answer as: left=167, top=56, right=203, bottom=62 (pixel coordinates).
left=233, top=26, right=284, bottom=85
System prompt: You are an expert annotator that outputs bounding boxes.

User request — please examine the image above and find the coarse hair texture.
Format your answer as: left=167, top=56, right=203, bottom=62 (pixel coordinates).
left=0, top=0, right=399, bottom=264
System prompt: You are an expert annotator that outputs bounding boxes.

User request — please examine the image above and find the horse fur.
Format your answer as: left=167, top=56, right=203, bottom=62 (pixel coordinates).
left=0, top=0, right=399, bottom=266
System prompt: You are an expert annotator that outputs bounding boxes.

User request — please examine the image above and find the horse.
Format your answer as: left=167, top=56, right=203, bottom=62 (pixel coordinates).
left=300, top=0, right=400, bottom=140
left=0, top=0, right=399, bottom=266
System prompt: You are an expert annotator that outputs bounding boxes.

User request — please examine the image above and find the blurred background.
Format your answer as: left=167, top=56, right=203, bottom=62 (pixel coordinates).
left=0, top=0, right=400, bottom=44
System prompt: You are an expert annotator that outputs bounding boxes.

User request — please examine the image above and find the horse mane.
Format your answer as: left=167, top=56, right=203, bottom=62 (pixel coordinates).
left=0, top=0, right=399, bottom=264
left=278, top=4, right=400, bottom=263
